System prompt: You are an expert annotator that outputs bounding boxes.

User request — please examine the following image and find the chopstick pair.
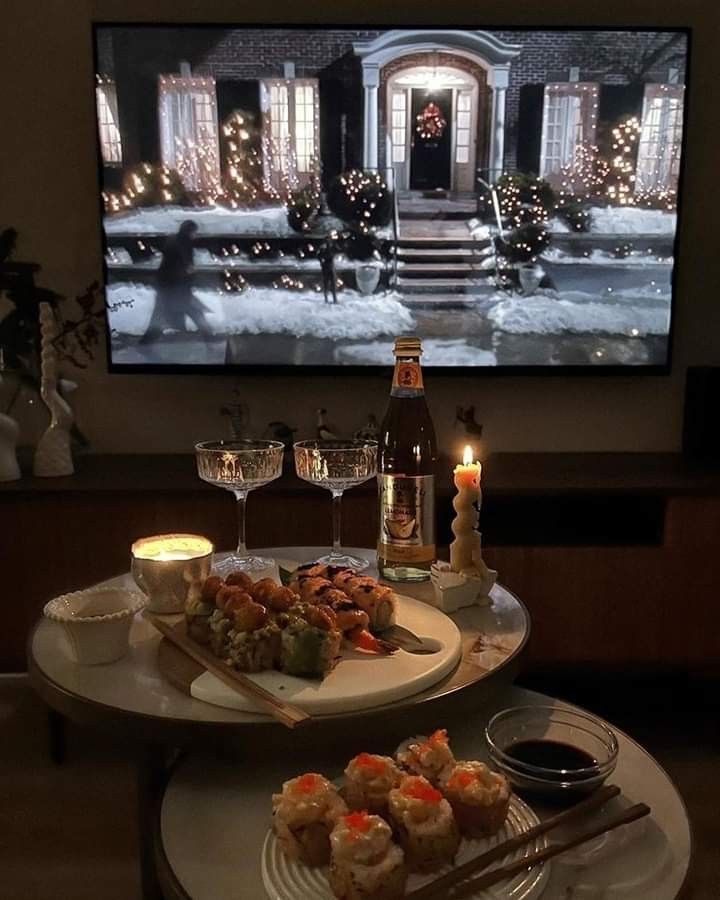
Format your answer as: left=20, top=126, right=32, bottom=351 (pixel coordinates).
left=407, top=784, right=650, bottom=900
left=145, top=612, right=311, bottom=729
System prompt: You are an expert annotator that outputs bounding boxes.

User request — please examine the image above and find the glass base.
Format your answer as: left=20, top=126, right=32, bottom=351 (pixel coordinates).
left=212, top=553, right=278, bottom=577
left=312, top=552, right=370, bottom=572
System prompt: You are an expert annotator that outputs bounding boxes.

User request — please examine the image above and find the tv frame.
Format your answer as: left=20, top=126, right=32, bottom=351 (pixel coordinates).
left=92, top=21, right=692, bottom=378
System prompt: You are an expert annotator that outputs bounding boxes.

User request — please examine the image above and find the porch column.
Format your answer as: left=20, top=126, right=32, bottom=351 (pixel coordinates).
left=489, top=66, right=510, bottom=178
left=362, top=63, right=380, bottom=170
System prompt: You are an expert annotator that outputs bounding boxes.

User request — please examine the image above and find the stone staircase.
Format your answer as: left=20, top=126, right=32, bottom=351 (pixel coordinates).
left=394, top=192, right=496, bottom=309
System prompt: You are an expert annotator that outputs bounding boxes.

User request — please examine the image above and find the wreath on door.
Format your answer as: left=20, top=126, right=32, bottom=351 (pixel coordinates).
left=415, top=102, right=447, bottom=141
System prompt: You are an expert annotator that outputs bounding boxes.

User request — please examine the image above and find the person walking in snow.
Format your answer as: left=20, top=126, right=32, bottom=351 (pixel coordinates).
left=318, top=235, right=339, bottom=304
left=140, top=219, right=213, bottom=344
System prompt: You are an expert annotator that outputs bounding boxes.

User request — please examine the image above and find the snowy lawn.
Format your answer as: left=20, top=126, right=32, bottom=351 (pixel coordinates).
left=487, top=291, right=670, bottom=337
left=550, top=206, right=677, bottom=235
left=104, top=205, right=345, bottom=237
left=543, top=247, right=673, bottom=267
left=107, top=283, right=414, bottom=341
left=336, top=339, right=497, bottom=367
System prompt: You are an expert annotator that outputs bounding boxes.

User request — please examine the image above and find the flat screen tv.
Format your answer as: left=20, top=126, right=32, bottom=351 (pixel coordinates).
left=93, top=24, right=690, bottom=373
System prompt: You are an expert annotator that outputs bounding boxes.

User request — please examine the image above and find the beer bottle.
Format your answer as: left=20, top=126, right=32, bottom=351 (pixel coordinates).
left=377, top=336, right=437, bottom=581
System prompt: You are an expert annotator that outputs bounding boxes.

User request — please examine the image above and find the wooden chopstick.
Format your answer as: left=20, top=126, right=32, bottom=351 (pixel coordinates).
left=406, top=784, right=620, bottom=899
left=145, top=612, right=311, bottom=729
left=406, top=784, right=620, bottom=900
left=445, top=801, right=651, bottom=899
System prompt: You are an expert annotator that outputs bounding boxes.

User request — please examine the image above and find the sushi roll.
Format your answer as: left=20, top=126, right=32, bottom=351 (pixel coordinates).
left=396, top=729, right=455, bottom=786
left=329, top=811, right=407, bottom=900
left=225, top=600, right=280, bottom=672
left=272, top=773, right=348, bottom=866
left=185, top=574, right=224, bottom=645
left=332, top=573, right=397, bottom=632
left=387, top=775, right=460, bottom=872
left=441, top=761, right=511, bottom=838
left=344, top=753, right=402, bottom=816
left=279, top=604, right=342, bottom=679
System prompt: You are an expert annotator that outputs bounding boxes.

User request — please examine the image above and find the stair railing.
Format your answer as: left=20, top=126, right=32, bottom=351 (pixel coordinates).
left=475, top=175, right=504, bottom=292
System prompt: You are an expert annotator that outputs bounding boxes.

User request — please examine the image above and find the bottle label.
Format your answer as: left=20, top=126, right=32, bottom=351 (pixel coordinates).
left=392, top=361, right=423, bottom=392
left=378, top=474, right=435, bottom=563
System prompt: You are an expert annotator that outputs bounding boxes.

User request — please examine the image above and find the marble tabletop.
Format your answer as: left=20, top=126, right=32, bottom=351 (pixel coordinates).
left=159, top=685, right=691, bottom=900
left=29, top=547, right=529, bottom=740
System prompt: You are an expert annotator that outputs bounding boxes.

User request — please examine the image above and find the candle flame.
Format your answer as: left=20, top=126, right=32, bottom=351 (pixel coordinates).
left=462, top=445, right=474, bottom=466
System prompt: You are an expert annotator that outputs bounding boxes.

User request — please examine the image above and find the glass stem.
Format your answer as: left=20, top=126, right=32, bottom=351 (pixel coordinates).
left=331, top=490, right=343, bottom=557
left=234, top=490, right=248, bottom=557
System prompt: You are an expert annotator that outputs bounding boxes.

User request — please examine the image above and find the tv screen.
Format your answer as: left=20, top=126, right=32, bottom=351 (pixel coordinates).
left=94, top=25, right=689, bottom=372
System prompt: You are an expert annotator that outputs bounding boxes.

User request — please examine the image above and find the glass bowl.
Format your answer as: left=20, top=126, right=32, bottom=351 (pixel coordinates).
left=485, top=705, right=618, bottom=804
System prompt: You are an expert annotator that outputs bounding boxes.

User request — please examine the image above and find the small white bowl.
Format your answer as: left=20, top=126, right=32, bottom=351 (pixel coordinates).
left=43, top=588, right=147, bottom=665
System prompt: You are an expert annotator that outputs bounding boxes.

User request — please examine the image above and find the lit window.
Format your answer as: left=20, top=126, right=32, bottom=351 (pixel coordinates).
left=158, top=75, right=221, bottom=194
left=540, top=83, right=599, bottom=182
left=95, top=77, right=122, bottom=165
left=391, top=91, right=407, bottom=164
left=455, top=91, right=472, bottom=165
left=261, top=79, right=319, bottom=189
left=635, top=84, right=684, bottom=194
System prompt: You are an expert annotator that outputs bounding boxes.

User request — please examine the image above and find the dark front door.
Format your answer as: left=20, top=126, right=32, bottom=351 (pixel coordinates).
left=410, top=89, right=452, bottom=191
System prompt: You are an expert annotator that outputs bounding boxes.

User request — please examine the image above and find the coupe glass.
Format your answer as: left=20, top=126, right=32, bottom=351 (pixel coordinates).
left=195, top=439, right=284, bottom=574
left=294, top=439, right=378, bottom=571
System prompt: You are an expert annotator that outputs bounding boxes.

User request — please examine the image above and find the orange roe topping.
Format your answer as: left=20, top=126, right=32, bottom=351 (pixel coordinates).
left=428, top=729, right=448, bottom=745
left=354, top=753, right=388, bottom=776
left=447, top=769, right=477, bottom=790
left=292, top=773, right=323, bottom=794
left=401, top=777, right=443, bottom=804
left=344, top=810, right=372, bottom=832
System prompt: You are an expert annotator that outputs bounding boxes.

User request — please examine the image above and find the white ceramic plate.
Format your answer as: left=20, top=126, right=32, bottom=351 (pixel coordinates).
left=261, top=793, right=549, bottom=900
left=190, top=593, right=463, bottom=715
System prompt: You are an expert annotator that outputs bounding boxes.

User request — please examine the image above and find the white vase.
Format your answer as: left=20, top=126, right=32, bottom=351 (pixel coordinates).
left=518, top=263, right=544, bottom=295
left=33, top=303, right=75, bottom=477
left=0, top=410, right=21, bottom=481
left=356, top=263, right=381, bottom=296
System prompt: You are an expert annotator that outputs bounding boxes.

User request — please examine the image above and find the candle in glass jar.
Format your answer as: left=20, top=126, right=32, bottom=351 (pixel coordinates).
left=131, top=534, right=214, bottom=614
left=450, top=445, right=482, bottom=572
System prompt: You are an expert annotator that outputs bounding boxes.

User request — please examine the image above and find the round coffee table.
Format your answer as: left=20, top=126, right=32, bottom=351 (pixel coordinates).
left=28, top=546, right=530, bottom=744
left=27, top=546, right=530, bottom=899
left=157, top=686, right=691, bottom=900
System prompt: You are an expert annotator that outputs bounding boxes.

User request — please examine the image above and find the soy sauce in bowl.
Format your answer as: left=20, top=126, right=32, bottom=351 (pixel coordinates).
left=486, top=706, right=618, bottom=806
left=506, top=739, right=599, bottom=777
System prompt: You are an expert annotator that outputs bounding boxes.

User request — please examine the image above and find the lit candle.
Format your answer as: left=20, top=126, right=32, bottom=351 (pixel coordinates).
left=131, top=534, right=214, bottom=614
left=450, top=445, right=482, bottom=573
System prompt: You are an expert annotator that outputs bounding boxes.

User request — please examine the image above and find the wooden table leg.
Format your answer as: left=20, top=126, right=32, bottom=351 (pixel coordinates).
left=137, top=743, right=173, bottom=900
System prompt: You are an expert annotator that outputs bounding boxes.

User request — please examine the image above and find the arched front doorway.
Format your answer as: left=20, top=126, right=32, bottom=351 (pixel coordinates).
left=384, top=60, right=482, bottom=192
left=353, top=30, right=521, bottom=188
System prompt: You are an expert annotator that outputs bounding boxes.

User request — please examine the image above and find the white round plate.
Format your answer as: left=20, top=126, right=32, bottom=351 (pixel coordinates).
left=261, top=793, right=549, bottom=900
left=190, top=593, right=463, bottom=715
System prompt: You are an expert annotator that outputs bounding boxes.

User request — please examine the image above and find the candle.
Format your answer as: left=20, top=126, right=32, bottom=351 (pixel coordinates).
left=131, top=534, right=214, bottom=614
left=450, top=445, right=482, bottom=573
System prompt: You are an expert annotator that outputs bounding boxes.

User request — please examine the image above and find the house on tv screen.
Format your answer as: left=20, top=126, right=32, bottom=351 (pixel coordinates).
left=96, top=27, right=686, bottom=202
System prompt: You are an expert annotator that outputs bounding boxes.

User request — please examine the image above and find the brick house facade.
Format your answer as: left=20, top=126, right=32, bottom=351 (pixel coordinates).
left=97, top=26, right=687, bottom=193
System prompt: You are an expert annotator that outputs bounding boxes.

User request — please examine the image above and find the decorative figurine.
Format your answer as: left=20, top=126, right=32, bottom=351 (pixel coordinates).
left=316, top=407, right=339, bottom=440
left=33, top=303, right=75, bottom=477
left=0, top=353, right=21, bottom=481
left=220, top=390, right=250, bottom=440
left=455, top=405, right=483, bottom=439
left=265, top=420, right=297, bottom=452
left=353, top=413, right=379, bottom=442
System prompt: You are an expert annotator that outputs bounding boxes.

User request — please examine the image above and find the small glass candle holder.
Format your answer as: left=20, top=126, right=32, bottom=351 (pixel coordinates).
left=131, top=533, right=213, bottom=614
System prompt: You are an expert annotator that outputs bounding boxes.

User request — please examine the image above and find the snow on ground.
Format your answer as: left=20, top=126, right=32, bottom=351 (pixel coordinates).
left=336, top=339, right=497, bottom=367
left=104, top=205, right=345, bottom=237
left=106, top=284, right=413, bottom=341
left=543, top=247, right=673, bottom=267
left=550, top=206, right=677, bottom=235
left=106, top=248, right=362, bottom=271
left=487, top=292, right=670, bottom=337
